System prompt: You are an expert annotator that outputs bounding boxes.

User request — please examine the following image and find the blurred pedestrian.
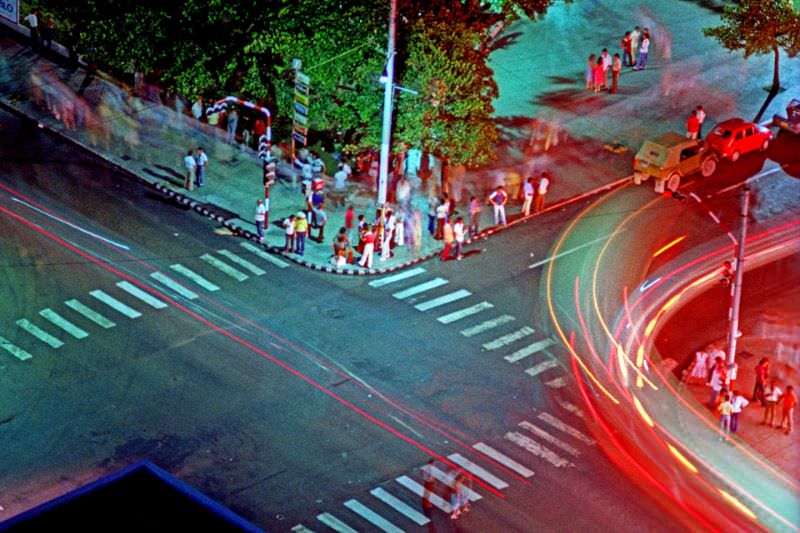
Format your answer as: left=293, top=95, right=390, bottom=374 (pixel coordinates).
left=600, top=49, right=612, bottom=90
left=585, top=54, right=596, bottom=90
left=593, top=56, right=604, bottom=93
left=332, top=164, right=348, bottom=207
left=191, top=96, right=204, bottom=122
left=294, top=212, right=308, bottom=255
left=453, top=217, right=465, bottom=260
left=394, top=211, right=405, bottom=247
left=195, top=146, right=208, bottom=187
left=488, top=186, right=508, bottom=226
left=633, top=28, right=650, bottom=70
left=763, top=380, right=782, bottom=427
left=717, top=393, right=733, bottom=438
left=226, top=107, right=238, bottom=144
left=468, top=196, right=482, bottom=236
left=24, top=11, right=40, bottom=50
left=283, top=214, right=296, bottom=252
left=435, top=197, right=448, bottom=239
left=254, top=199, right=267, bottom=242
left=729, top=390, right=749, bottom=434
left=695, top=105, right=707, bottom=139
left=621, top=31, right=633, bottom=67
left=534, top=172, right=550, bottom=213
left=686, top=110, right=700, bottom=140
left=440, top=219, right=454, bottom=261
left=422, top=459, right=435, bottom=514
left=42, top=15, right=56, bottom=50
left=380, top=209, right=395, bottom=261
left=344, top=205, right=355, bottom=242
left=183, top=149, right=196, bottom=191
left=752, top=357, right=770, bottom=406
left=779, top=385, right=796, bottom=435
left=611, top=53, right=622, bottom=94
left=522, top=177, right=535, bottom=216
left=358, top=224, right=375, bottom=268
left=707, top=356, right=726, bottom=408
left=311, top=204, right=327, bottom=242
left=631, top=26, right=641, bottom=64
left=427, top=194, right=439, bottom=236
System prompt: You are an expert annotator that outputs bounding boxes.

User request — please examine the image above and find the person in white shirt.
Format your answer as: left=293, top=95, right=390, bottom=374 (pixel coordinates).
left=191, top=96, right=204, bottom=121
left=25, top=11, right=40, bottom=48
left=183, top=149, right=197, bottom=191
left=630, top=26, right=641, bottom=63
left=254, top=199, right=267, bottom=242
left=453, top=217, right=466, bottom=260
left=194, top=146, right=208, bottom=187
left=522, top=177, right=535, bottom=216
left=729, top=391, right=749, bottom=434
left=763, top=381, right=782, bottom=427
left=633, top=28, right=650, bottom=71
left=534, top=173, right=550, bottom=213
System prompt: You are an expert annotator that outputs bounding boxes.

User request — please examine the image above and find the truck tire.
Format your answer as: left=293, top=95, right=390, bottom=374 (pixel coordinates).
left=667, top=173, right=681, bottom=192
left=700, top=157, right=717, bottom=177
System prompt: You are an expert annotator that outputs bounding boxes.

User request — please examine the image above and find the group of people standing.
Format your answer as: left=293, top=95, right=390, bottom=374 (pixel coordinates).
left=586, top=26, right=652, bottom=94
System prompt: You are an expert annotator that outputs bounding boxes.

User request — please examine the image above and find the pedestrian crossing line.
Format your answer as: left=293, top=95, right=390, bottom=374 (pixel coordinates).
left=395, top=475, right=452, bottom=513
left=519, top=421, right=581, bottom=457
left=316, top=512, right=357, bottom=533
left=90, top=289, right=142, bottom=318
left=116, top=281, right=168, bottom=310
left=16, top=319, right=64, bottom=348
left=482, top=326, right=535, bottom=350
left=392, top=277, right=448, bottom=299
left=428, top=465, right=482, bottom=502
left=557, top=399, right=585, bottom=419
left=537, top=412, right=596, bottom=445
left=169, top=264, right=220, bottom=292
left=150, top=272, right=199, bottom=300
left=504, top=338, right=556, bottom=363
left=447, top=453, right=509, bottom=490
left=437, top=301, right=494, bottom=324
left=65, top=299, right=116, bottom=328
left=524, top=359, right=560, bottom=377
left=290, top=525, right=316, bottom=533
left=39, top=308, right=89, bottom=339
left=505, top=431, right=574, bottom=468
left=343, top=499, right=404, bottom=533
left=460, top=314, right=515, bottom=337
left=239, top=241, right=289, bottom=268
left=414, top=289, right=472, bottom=311
left=0, top=335, right=33, bottom=361
left=545, top=376, right=567, bottom=389
left=472, top=442, right=535, bottom=479
left=368, top=266, right=426, bottom=287
left=370, top=487, right=430, bottom=526
left=200, top=253, right=249, bottom=282
left=217, top=249, right=266, bottom=275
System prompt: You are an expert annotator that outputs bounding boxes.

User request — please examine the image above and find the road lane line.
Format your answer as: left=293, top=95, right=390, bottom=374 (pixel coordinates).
left=428, top=466, right=482, bottom=501
left=414, top=289, right=471, bottom=311
left=201, top=253, right=249, bottom=281
left=392, top=278, right=448, bottom=299
left=239, top=241, right=289, bottom=268
left=217, top=249, right=266, bottom=275
left=290, top=525, right=316, bottom=532
left=446, top=453, right=509, bottom=490
left=395, top=475, right=451, bottom=513
left=16, top=319, right=63, bottom=348
left=150, top=272, right=199, bottom=300
left=482, top=326, right=535, bottom=350
left=343, top=499, right=404, bottom=533
left=89, top=290, right=142, bottom=318
left=504, top=338, right=556, bottom=363
left=545, top=377, right=566, bottom=388
left=437, top=301, right=494, bottom=324
left=169, top=264, right=220, bottom=292
left=537, top=412, right=596, bottom=445
left=65, top=299, right=116, bottom=328
left=528, top=233, right=615, bottom=270
left=524, top=359, right=560, bottom=377
left=473, top=442, right=535, bottom=478
left=116, top=281, right=168, bottom=309
left=0, top=336, right=33, bottom=361
left=316, top=513, right=357, bottom=533
left=39, top=308, right=89, bottom=339
left=460, top=315, right=515, bottom=337
left=519, top=421, right=581, bottom=457
left=370, top=487, right=430, bottom=526
left=557, top=400, right=585, bottom=419
left=369, top=267, right=426, bottom=287
left=505, top=431, right=574, bottom=468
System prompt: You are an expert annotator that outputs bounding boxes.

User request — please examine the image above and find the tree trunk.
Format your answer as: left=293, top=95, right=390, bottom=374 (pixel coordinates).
left=772, top=44, right=781, bottom=92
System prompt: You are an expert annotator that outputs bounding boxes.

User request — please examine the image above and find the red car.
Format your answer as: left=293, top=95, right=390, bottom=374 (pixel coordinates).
left=706, top=118, right=772, bottom=161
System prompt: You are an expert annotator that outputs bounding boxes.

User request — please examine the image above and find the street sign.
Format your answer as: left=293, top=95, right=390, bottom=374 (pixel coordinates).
left=294, top=92, right=309, bottom=106
left=293, top=125, right=308, bottom=136
left=0, top=0, right=18, bottom=23
left=293, top=112, right=308, bottom=126
left=295, top=83, right=310, bottom=94
left=295, top=71, right=310, bottom=85
left=294, top=102, right=308, bottom=116
left=292, top=131, right=307, bottom=145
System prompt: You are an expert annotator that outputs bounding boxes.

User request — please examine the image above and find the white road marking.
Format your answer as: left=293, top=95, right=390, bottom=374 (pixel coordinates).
left=169, top=264, right=220, bottom=292
left=545, top=377, right=567, bottom=389
left=473, top=442, right=535, bottom=478
left=505, top=431, right=574, bottom=468
left=447, top=453, right=509, bottom=490
left=201, top=253, right=249, bottom=281
left=370, top=487, right=430, bottom=526
left=90, top=290, right=142, bottom=318
left=392, top=278, right=448, bottom=299
left=16, top=319, right=63, bottom=348
left=428, top=466, right=482, bottom=502
left=150, top=272, right=199, bottom=300
left=0, top=336, right=33, bottom=361
left=217, top=249, right=266, bottom=275
left=240, top=241, right=289, bottom=268
left=290, top=525, right=315, bottom=532
left=116, top=281, right=168, bottom=309
left=519, top=421, right=581, bottom=457
left=316, top=513, right=357, bottom=533
left=437, top=301, right=494, bottom=324
left=504, top=338, right=556, bottom=363
left=524, top=359, right=560, bottom=377
left=395, top=475, right=452, bottom=512
left=460, top=315, right=515, bottom=337
left=39, top=308, right=89, bottom=339
left=414, top=289, right=471, bottom=311
left=528, top=233, right=616, bottom=270
left=343, top=499, right=404, bottom=533
left=369, top=267, right=426, bottom=287
left=537, top=412, right=596, bottom=445
left=65, top=299, right=116, bottom=328
left=557, top=399, right=585, bottom=419
left=482, top=327, right=535, bottom=350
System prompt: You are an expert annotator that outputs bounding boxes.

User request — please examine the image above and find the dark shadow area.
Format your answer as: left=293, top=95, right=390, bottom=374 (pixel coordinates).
left=143, top=167, right=183, bottom=186
left=485, top=31, right=523, bottom=53
left=769, top=130, right=800, bottom=178
left=153, top=164, right=185, bottom=180
left=143, top=190, right=192, bottom=210
left=680, top=0, right=727, bottom=14
left=532, top=87, right=610, bottom=113
left=546, top=75, right=579, bottom=86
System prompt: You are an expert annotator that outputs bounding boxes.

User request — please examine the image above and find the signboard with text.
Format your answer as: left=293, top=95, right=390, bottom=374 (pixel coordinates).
left=0, top=0, right=19, bottom=24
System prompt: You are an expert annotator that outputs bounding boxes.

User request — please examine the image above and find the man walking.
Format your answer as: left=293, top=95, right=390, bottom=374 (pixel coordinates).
left=488, top=186, right=508, bottom=226
left=521, top=177, right=535, bottom=217
left=195, top=146, right=208, bottom=187
left=183, top=149, right=196, bottom=191
left=254, top=199, right=267, bottom=242
left=534, top=173, right=550, bottom=213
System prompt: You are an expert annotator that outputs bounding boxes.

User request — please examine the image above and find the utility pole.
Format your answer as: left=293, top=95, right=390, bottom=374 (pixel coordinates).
left=377, top=0, right=396, bottom=207
left=726, top=187, right=750, bottom=372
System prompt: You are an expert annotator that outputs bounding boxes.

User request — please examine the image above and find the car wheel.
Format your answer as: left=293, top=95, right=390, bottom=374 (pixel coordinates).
left=761, top=139, right=770, bottom=151
left=667, top=173, right=681, bottom=192
left=731, top=150, right=741, bottom=162
left=701, top=157, right=717, bottom=177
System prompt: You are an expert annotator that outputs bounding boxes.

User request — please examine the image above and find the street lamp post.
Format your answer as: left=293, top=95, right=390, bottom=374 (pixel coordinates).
left=377, top=0, right=396, bottom=207
left=726, top=187, right=750, bottom=376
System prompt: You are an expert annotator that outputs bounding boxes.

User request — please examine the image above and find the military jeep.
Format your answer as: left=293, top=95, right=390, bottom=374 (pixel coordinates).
left=633, top=132, right=718, bottom=193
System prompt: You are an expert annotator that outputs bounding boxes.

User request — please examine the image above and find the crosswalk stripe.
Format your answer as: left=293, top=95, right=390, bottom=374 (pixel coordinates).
left=16, top=319, right=63, bottom=348
left=90, top=290, right=142, bottom=318
left=519, top=421, right=581, bottom=457
left=290, top=525, right=316, bottom=532
left=524, top=359, right=560, bottom=377
left=116, top=281, right=168, bottom=309
left=545, top=376, right=566, bottom=388
left=460, top=315, right=515, bottom=337
left=217, top=249, right=266, bottom=275
left=65, top=299, right=116, bottom=328
left=370, top=487, right=430, bottom=526
left=150, top=272, right=199, bottom=300
left=437, top=301, right=494, bottom=324
left=392, top=278, right=448, bottom=299
left=316, top=512, right=357, bottom=533
left=428, top=466, right=482, bottom=502
left=447, top=453, right=509, bottom=490
left=369, top=267, right=426, bottom=287
left=169, top=264, right=220, bottom=292
left=343, top=499, right=403, bottom=533
left=395, top=475, right=452, bottom=513
left=505, top=431, right=574, bottom=468
left=39, top=308, right=89, bottom=339
left=504, top=338, right=556, bottom=363
left=201, top=253, right=249, bottom=281
left=240, top=241, right=289, bottom=268
left=414, top=289, right=471, bottom=311
left=537, top=412, right=596, bottom=445
left=482, top=326, right=535, bottom=350
left=557, top=399, right=585, bottom=419
left=0, top=335, right=33, bottom=361
left=473, top=442, right=535, bottom=478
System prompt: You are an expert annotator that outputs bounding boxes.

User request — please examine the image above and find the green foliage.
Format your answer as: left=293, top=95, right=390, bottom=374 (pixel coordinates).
left=703, top=0, right=800, bottom=58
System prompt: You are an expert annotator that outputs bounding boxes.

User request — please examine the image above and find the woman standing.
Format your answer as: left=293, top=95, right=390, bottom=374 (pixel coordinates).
left=585, top=54, right=596, bottom=90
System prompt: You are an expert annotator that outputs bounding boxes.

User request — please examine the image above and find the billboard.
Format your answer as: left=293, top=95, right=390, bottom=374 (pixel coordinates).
left=0, top=0, right=18, bottom=24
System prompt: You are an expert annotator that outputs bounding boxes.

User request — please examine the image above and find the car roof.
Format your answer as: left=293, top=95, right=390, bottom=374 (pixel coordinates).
left=648, top=132, right=697, bottom=148
left=713, top=118, right=751, bottom=130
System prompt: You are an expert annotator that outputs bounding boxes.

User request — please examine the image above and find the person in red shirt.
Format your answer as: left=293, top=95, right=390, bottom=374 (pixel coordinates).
left=779, top=385, right=797, bottom=435
left=344, top=205, right=355, bottom=242
left=358, top=224, right=375, bottom=268
left=621, top=31, right=633, bottom=67
left=686, top=110, right=700, bottom=140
